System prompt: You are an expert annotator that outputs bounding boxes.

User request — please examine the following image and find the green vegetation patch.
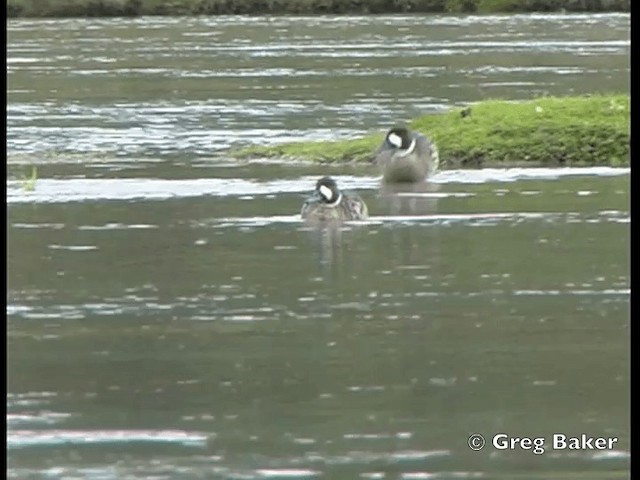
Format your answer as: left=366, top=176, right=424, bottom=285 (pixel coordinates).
left=6, top=0, right=630, bottom=17
left=447, top=0, right=629, bottom=12
left=234, top=94, right=630, bottom=168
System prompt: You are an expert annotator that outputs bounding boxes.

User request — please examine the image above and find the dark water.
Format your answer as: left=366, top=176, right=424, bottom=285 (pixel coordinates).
left=7, top=13, right=630, bottom=480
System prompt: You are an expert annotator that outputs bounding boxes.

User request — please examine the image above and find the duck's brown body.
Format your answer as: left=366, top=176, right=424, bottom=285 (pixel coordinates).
left=301, top=177, right=368, bottom=222
left=373, top=127, right=439, bottom=183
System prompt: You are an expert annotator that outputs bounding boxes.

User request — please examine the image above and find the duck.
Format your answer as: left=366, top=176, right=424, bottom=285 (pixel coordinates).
left=301, top=176, right=368, bottom=222
left=372, top=126, right=439, bottom=183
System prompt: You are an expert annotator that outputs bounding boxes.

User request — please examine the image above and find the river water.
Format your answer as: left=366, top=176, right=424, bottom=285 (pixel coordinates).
left=7, top=13, right=630, bottom=480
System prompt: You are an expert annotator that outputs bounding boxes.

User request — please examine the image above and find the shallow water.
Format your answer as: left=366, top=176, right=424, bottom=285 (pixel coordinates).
left=7, top=13, right=630, bottom=480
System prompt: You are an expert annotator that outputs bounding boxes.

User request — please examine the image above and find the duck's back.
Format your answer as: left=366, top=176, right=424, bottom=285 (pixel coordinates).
left=301, top=193, right=368, bottom=222
left=342, top=193, right=368, bottom=220
left=417, top=133, right=439, bottom=176
left=377, top=132, right=439, bottom=183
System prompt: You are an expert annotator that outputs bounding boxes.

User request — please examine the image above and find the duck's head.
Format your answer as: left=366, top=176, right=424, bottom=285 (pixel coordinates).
left=385, top=127, right=416, bottom=153
left=386, top=127, right=412, bottom=149
left=315, top=176, right=342, bottom=205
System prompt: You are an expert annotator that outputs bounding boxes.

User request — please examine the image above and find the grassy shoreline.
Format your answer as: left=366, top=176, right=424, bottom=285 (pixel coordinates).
left=7, top=0, right=630, bottom=18
left=234, top=94, right=630, bottom=168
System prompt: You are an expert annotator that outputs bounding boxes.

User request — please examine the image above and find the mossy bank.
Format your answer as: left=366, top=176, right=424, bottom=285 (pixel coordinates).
left=235, top=94, right=630, bottom=168
left=7, top=0, right=630, bottom=18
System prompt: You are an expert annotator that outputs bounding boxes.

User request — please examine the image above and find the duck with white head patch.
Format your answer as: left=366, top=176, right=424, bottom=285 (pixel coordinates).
left=301, top=176, right=368, bottom=222
left=372, top=126, right=439, bottom=183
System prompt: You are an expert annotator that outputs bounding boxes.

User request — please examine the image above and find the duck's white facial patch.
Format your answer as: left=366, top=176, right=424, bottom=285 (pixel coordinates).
left=319, top=184, right=334, bottom=202
left=388, top=132, right=402, bottom=148
left=397, top=138, right=417, bottom=157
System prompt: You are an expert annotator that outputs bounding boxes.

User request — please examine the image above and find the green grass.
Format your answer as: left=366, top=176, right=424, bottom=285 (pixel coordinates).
left=6, top=0, right=630, bottom=17
left=234, top=94, right=630, bottom=168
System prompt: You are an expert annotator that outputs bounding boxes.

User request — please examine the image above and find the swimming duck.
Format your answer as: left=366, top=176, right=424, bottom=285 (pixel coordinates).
left=372, top=127, right=439, bottom=183
left=301, top=176, right=368, bottom=222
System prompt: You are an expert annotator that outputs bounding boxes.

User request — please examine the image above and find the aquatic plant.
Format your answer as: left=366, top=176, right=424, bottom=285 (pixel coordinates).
left=22, top=166, right=38, bottom=192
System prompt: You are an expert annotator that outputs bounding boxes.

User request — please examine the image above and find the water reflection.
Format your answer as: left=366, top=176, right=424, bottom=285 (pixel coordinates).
left=377, top=181, right=442, bottom=216
left=306, top=223, right=345, bottom=271
left=304, top=223, right=370, bottom=284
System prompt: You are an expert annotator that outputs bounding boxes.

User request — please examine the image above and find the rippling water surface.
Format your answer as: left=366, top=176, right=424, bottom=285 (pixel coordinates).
left=7, top=13, right=629, bottom=162
left=7, top=13, right=630, bottom=480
